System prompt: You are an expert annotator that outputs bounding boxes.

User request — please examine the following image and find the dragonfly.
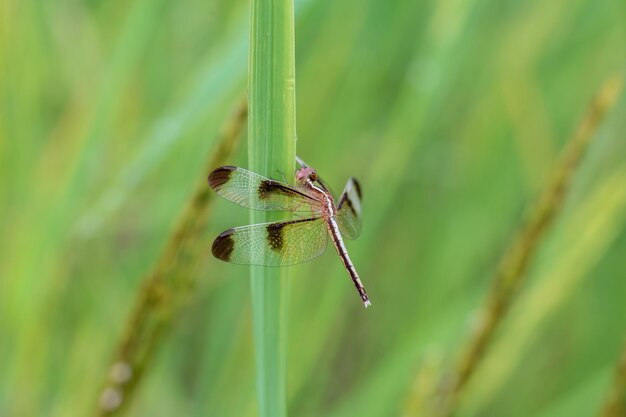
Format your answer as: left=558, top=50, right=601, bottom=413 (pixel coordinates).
left=208, top=158, right=370, bottom=307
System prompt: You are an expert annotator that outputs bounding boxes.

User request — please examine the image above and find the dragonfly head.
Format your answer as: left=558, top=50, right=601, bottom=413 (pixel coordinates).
left=296, top=167, right=318, bottom=184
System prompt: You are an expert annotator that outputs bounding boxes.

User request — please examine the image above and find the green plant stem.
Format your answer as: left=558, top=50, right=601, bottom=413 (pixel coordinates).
left=248, top=1, right=296, bottom=417
left=415, top=75, right=623, bottom=417
left=95, top=98, right=247, bottom=417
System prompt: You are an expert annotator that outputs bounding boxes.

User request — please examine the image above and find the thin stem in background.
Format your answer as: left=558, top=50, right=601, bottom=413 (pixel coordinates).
left=95, top=98, right=247, bottom=417
left=247, top=0, right=296, bottom=416
left=408, top=75, right=623, bottom=417
left=599, top=339, right=626, bottom=417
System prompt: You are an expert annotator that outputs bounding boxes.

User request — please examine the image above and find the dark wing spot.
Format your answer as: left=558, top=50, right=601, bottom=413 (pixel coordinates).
left=212, top=229, right=235, bottom=261
left=337, top=195, right=357, bottom=216
left=345, top=198, right=357, bottom=216
left=351, top=178, right=362, bottom=200
left=208, top=166, right=236, bottom=190
left=266, top=223, right=285, bottom=252
left=258, top=180, right=273, bottom=199
left=258, top=180, right=296, bottom=200
left=337, top=194, right=346, bottom=210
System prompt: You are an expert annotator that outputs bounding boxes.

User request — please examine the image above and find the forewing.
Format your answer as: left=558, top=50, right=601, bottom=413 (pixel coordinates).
left=212, top=217, right=328, bottom=266
left=208, top=166, right=319, bottom=212
left=336, top=177, right=362, bottom=240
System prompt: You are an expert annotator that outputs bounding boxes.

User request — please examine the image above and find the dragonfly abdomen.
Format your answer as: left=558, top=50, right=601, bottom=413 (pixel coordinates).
left=327, top=219, right=371, bottom=307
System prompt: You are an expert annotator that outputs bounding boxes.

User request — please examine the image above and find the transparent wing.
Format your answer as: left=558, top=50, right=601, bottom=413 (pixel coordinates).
left=212, top=217, right=328, bottom=266
left=336, top=177, right=362, bottom=240
left=208, top=166, right=320, bottom=213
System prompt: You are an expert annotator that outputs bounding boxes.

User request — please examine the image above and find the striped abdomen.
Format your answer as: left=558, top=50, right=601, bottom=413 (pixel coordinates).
left=327, top=218, right=371, bottom=307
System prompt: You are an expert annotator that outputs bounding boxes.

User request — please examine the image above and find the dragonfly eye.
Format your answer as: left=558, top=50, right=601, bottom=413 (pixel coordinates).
left=296, top=167, right=317, bottom=182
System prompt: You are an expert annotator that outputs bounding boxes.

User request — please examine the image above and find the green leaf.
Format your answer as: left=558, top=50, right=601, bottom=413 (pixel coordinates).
left=247, top=1, right=296, bottom=417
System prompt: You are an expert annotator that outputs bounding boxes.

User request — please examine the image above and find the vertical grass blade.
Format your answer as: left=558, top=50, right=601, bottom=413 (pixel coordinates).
left=248, top=1, right=296, bottom=417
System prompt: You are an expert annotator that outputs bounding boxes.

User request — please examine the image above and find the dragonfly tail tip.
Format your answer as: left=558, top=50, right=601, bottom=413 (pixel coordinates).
left=364, top=299, right=371, bottom=308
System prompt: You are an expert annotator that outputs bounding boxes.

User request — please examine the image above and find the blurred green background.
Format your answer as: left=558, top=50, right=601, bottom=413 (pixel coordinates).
left=1, top=0, right=625, bottom=416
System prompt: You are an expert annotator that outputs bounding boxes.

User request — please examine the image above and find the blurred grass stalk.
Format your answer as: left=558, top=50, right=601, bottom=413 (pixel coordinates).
left=409, top=74, right=623, bottom=417
left=247, top=0, right=296, bottom=416
left=600, top=340, right=626, bottom=417
left=95, top=99, right=247, bottom=416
